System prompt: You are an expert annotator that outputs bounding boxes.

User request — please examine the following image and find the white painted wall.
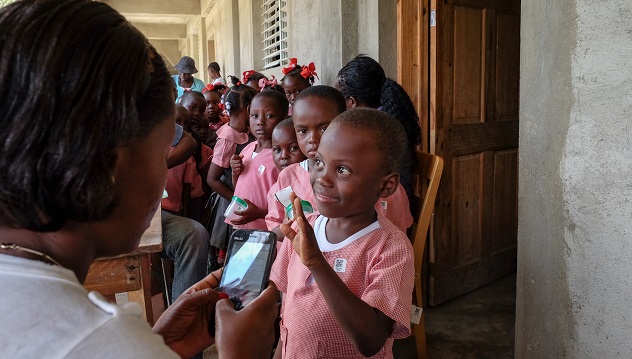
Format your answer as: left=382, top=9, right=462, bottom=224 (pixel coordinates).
left=517, top=0, right=632, bottom=357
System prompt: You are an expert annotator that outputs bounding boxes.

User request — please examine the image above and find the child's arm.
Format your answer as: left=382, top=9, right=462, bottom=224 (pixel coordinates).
left=280, top=196, right=394, bottom=357
left=230, top=199, right=267, bottom=225
left=229, top=154, right=244, bottom=187
left=207, top=163, right=233, bottom=201
left=168, top=130, right=196, bottom=169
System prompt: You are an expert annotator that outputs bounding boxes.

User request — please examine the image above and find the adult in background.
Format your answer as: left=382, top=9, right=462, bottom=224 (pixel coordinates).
left=208, top=61, right=226, bottom=85
left=0, top=1, right=278, bottom=358
left=173, top=55, right=206, bottom=102
left=335, top=55, right=422, bottom=198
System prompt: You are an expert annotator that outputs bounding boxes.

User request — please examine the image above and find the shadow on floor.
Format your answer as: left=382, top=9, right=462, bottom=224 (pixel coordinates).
left=423, top=275, right=516, bottom=359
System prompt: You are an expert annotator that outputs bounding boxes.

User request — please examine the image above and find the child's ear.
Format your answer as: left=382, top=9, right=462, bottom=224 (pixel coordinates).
left=379, top=172, right=400, bottom=198
left=346, top=96, right=358, bottom=109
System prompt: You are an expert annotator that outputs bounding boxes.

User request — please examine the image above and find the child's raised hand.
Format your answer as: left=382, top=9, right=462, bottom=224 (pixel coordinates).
left=231, top=198, right=267, bottom=225
left=280, top=193, right=324, bottom=269
left=230, top=154, right=244, bottom=176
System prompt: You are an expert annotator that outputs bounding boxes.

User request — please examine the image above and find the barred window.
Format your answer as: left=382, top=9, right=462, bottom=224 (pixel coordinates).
left=261, top=0, right=288, bottom=69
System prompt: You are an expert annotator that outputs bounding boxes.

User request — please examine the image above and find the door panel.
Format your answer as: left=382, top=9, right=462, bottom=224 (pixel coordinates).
left=429, top=0, right=520, bottom=305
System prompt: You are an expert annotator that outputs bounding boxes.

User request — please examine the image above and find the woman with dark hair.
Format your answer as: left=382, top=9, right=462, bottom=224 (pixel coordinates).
left=0, top=1, right=278, bottom=358
left=208, top=61, right=226, bottom=85
left=335, top=55, right=422, bottom=197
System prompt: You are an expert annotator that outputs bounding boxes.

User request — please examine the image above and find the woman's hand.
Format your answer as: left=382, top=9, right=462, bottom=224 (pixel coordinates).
left=231, top=199, right=267, bottom=225
left=215, top=283, right=280, bottom=359
left=280, top=193, right=325, bottom=269
left=152, top=289, right=220, bottom=358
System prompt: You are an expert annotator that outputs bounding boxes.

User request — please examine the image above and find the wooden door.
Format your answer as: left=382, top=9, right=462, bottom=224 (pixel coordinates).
left=428, top=0, right=520, bottom=305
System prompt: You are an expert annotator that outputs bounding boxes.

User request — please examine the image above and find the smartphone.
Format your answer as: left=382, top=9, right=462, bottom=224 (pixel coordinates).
left=218, top=229, right=277, bottom=310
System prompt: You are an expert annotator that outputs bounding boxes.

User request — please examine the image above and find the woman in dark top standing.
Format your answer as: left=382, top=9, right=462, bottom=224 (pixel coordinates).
left=335, top=55, right=422, bottom=198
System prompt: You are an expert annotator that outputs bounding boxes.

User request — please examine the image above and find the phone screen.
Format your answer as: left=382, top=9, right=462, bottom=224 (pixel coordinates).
left=219, top=230, right=275, bottom=309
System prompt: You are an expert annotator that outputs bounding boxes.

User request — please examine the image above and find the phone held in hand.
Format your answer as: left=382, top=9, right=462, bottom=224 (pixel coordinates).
left=218, top=229, right=277, bottom=310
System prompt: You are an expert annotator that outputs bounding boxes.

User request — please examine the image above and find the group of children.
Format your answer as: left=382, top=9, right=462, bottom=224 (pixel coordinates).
left=162, top=57, right=418, bottom=358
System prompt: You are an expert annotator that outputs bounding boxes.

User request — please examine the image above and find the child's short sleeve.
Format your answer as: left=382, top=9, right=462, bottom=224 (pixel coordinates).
left=265, top=181, right=285, bottom=231
left=183, top=157, right=197, bottom=184
left=199, top=144, right=213, bottom=169
left=211, top=138, right=235, bottom=168
left=360, top=231, right=414, bottom=339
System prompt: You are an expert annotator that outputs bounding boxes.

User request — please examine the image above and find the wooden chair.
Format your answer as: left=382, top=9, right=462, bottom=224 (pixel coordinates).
left=408, top=151, right=444, bottom=359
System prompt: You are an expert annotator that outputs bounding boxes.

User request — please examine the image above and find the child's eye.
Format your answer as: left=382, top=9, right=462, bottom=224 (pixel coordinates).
left=336, top=166, right=351, bottom=175
left=290, top=146, right=299, bottom=152
left=272, top=148, right=281, bottom=154
left=297, top=129, right=307, bottom=135
left=314, top=158, right=323, bottom=167
left=265, top=114, right=274, bottom=119
left=319, top=127, right=328, bottom=133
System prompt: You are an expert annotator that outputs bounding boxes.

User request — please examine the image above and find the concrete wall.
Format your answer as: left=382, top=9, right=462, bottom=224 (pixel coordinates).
left=517, top=0, right=632, bottom=357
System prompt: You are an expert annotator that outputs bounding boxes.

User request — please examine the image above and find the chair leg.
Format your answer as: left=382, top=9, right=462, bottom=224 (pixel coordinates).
left=161, top=258, right=174, bottom=307
left=414, top=313, right=427, bottom=359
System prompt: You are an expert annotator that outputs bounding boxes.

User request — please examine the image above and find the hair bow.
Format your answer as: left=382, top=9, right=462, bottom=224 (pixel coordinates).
left=224, top=101, right=232, bottom=116
left=242, top=70, right=256, bottom=84
left=202, top=83, right=216, bottom=93
left=259, top=76, right=278, bottom=90
left=282, top=58, right=299, bottom=75
left=300, top=62, right=319, bottom=80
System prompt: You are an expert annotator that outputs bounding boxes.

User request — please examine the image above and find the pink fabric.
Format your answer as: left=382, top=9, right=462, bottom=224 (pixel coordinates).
left=265, top=163, right=314, bottom=231
left=162, top=156, right=197, bottom=212
left=377, top=184, right=414, bottom=232
left=228, top=142, right=280, bottom=230
left=265, top=162, right=413, bottom=232
left=199, top=144, right=213, bottom=169
left=270, top=215, right=414, bottom=359
left=211, top=124, right=249, bottom=168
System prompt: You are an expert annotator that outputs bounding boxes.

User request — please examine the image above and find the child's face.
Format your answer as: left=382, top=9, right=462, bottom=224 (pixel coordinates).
left=204, top=91, right=222, bottom=122
left=249, top=96, right=283, bottom=142
left=182, top=95, right=206, bottom=124
left=310, top=123, right=386, bottom=219
left=292, top=97, right=341, bottom=161
left=272, top=126, right=307, bottom=170
left=282, top=76, right=310, bottom=105
left=175, top=106, right=190, bottom=127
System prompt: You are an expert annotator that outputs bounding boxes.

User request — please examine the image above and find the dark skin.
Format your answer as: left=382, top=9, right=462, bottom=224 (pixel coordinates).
left=276, top=123, right=400, bottom=357
left=167, top=129, right=196, bottom=169
left=206, top=108, right=250, bottom=201
left=228, top=96, right=283, bottom=225
left=178, top=72, right=194, bottom=88
left=282, top=76, right=310, bottom=105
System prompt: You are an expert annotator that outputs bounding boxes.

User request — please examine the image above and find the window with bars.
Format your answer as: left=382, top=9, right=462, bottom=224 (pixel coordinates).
left=261, top=0, right=288, bottom=69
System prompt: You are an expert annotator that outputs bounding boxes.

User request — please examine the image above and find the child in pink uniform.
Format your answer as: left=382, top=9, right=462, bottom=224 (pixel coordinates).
left=227, top=90, right=289, bottom=230
left=281, top=57, right=318, bottom=115
left=206, top=85, right=257, bottom=266
left=162, top=151, right=197, bottom=215
left=265, top=86, right=413, bottom=238
left=271, top=118, right=307, bottom=171
left=271, top=109, right=415, bottom=359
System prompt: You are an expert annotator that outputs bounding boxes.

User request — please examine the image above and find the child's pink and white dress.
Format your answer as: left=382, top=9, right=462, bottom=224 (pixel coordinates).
left=270, top=214, right=414, bottom=358
left=266, top=160, right=414, bottom=233
left=227, top=142, right=280, bottom=230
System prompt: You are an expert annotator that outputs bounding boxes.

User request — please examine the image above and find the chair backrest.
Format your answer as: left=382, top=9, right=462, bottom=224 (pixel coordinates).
left=409, top=151, right=444, bottom=307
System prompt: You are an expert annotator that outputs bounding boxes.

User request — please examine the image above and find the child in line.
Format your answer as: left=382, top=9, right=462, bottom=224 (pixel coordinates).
left=206, top=84, right=257, bottom=267
left=281, top=58, right=318, bottom=114
left=228, top=90, right=289, bottom=230
left=271, top=118, right=307, bottom=171
left=271, top=108, right=415, bottom=358
left=265, top=85, right=344, bottom=238
left=180, top=91, right=213, bottom=222
left=202, top=83, right=228, bottom=149
left=265, top=86, right=413, bottom=237
left=162, top=150, right=197, bottom=217
left=242, top=69, right=268, bottom=92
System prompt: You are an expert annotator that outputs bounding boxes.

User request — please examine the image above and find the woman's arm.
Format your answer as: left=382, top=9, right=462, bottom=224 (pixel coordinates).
left=207, top=163, right=233, bottom=201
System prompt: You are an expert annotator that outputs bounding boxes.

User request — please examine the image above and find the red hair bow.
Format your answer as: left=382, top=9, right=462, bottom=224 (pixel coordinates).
left=258, top=76, right=278, bottom=90
left=202, top=83, right=216, bottom=93
left=242, top=70, right=256, bottom=84
left=282, top=58, right=299, bottom=75
left=300, top=62, right=319, bottom=80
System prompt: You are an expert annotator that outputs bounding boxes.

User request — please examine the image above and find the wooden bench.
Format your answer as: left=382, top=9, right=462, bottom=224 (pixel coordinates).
left=84, top=208, right=162, bottom=324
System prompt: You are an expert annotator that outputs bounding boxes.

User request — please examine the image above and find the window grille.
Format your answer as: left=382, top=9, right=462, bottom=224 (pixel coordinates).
left=261, top=0, right=288, bottom=69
